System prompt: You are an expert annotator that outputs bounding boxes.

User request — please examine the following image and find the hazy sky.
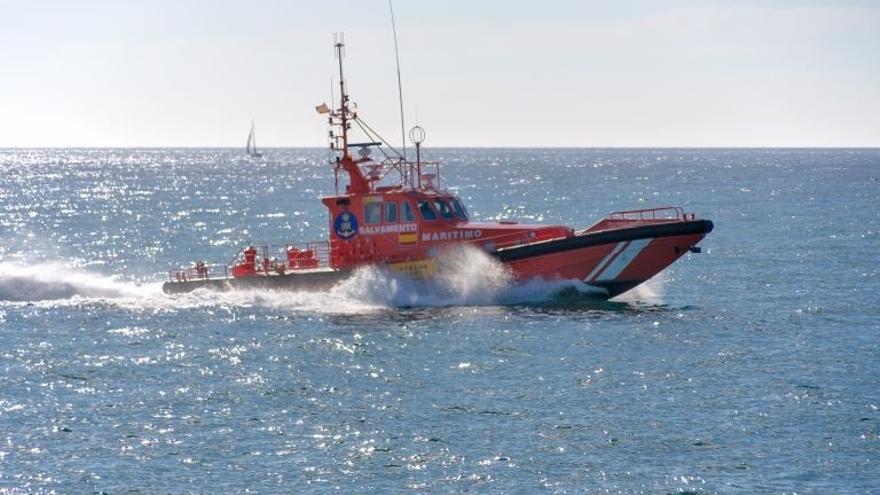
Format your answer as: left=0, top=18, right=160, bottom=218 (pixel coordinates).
left=1, top=0, right=878, bottom=147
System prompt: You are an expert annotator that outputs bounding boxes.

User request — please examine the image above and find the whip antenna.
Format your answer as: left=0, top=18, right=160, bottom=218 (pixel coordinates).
left=388, top=0, right=406, bottom=161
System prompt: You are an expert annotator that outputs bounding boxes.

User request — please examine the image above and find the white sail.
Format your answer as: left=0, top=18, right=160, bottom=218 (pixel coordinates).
left=246, top=122, right=256, bottom=155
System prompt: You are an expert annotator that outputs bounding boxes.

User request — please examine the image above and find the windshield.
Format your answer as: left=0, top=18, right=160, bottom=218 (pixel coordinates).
left=402, top=201, right=415, bottom=222
left=433, top=199, right=455, bottom=219
left=449, top=198, right=469, bottom=220
left=418, top=200, right=437, bottom=221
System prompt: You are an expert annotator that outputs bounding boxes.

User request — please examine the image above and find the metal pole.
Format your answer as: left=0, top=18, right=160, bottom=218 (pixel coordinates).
left=335, top=39, right=348, bottom=158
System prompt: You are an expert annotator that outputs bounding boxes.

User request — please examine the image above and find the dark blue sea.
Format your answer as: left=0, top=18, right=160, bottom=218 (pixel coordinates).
left=0, top=148, right=878, bottom=493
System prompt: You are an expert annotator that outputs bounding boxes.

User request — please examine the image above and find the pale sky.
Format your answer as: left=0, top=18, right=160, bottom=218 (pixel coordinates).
left=1, top=0, right=878, bottom=147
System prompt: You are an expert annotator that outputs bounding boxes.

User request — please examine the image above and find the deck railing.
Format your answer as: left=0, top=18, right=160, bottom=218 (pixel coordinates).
left=168, top=240, right=332, bottom=282
left=608, top=206, right=688, bottom=221
left=168, top=263, right=228, bottom=283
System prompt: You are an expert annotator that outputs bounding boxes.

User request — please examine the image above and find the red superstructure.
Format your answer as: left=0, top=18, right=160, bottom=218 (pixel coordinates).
left=163, top=39, right=712, bottom=299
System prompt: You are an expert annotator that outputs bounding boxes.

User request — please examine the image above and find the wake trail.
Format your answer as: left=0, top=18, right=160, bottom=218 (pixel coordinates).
left=0, top=248, right=663, bottom=312
left=0, top=261, right=159, bottom=303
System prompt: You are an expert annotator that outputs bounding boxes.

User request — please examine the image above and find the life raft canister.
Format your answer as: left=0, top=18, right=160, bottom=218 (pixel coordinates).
left=244, top=246, right=257, bottom=265
left=232, top=246, right=259, bottom=278
left=298, top=249, right=319, bottom=269
left=287, top=246, right=301, bottom=268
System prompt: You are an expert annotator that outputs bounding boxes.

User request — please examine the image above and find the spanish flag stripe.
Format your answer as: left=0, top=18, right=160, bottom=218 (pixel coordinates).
left=398, top=233, right=418, bottom=244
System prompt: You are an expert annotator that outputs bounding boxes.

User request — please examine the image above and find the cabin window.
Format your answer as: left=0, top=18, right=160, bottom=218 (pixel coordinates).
left=434, top=199, right=455, bottom=219
left=384, top=202, right=398, bottom=223
left=418, top=200, right=437, bottom=221
left=364, top=202, right=382, bottom=224
left=450, top=198, right=469, bottom=220
left=402, top=201, right=415, bottom=222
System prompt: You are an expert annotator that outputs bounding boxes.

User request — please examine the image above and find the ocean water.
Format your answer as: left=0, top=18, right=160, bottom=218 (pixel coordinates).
left=0, top=148, right=878, bottom=493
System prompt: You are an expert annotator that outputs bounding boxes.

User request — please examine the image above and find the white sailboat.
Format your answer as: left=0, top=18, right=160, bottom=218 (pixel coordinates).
left=246, top=120, right=263, bottom=158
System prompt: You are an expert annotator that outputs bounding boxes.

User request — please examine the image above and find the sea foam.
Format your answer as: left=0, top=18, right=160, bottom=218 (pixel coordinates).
left=0, top=247, right=660, bottom=312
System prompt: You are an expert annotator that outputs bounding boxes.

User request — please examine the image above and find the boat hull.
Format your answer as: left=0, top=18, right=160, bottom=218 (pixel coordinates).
left=161, top=268, right=352, bottom=294
left=496, top=219, right=714, bottom=298
left=162, top=220, right=712, bottom=300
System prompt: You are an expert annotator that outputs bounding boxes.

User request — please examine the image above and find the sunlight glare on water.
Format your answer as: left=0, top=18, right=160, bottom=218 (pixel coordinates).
left=0, top=148, right=878, bottom=493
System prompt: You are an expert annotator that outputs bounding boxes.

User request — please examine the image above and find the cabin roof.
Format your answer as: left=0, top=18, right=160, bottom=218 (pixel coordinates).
left=322, top=187, right=453, bottom=201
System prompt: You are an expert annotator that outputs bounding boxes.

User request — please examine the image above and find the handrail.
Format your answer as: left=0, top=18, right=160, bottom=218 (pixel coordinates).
left=168, top=262, right=227, bottom=283
left=608, top=206, right=686, bottom=221
left=373, top=156, right=441, bottom=191
left=167, top=239, right=333, bottom=282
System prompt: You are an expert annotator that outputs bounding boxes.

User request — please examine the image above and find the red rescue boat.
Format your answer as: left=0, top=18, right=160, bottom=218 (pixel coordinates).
left=162, top=40, right=713, bottom=299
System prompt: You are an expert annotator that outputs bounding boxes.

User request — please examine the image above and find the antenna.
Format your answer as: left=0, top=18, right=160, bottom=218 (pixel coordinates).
left=333, top=32, right=345, bottom=57
left=333, top=33, right=349, bottom=158
left=388, top=0, right=407, bottom=161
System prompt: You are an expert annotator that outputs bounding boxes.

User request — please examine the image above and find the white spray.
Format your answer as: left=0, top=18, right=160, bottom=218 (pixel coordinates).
left=0, top=248, right=663, bottom=313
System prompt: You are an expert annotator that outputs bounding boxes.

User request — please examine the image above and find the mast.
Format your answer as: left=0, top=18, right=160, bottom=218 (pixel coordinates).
left=332, top=36, right=370, bottom=194
left=335, top=39, right=349, bottom=160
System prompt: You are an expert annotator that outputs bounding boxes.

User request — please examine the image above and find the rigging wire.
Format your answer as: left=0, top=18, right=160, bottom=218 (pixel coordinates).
left=388, top=0, right=407, bottom=161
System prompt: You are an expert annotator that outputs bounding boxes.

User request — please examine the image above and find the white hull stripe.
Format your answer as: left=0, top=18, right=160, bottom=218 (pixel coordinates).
left=584, top=241, right=628, bottom=282
left=592, top=238, right=652, bottom=283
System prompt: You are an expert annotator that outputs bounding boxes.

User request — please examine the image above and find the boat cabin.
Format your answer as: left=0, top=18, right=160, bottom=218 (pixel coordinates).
left=321, top=179, right=572, bottom=269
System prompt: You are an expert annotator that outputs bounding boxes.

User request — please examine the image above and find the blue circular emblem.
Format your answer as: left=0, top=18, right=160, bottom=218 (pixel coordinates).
left=334, top=211, right=358, bottom=239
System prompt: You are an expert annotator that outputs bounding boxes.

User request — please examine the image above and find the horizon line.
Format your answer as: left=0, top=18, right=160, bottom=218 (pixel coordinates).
left=2, top=145, right=879, bottom=150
